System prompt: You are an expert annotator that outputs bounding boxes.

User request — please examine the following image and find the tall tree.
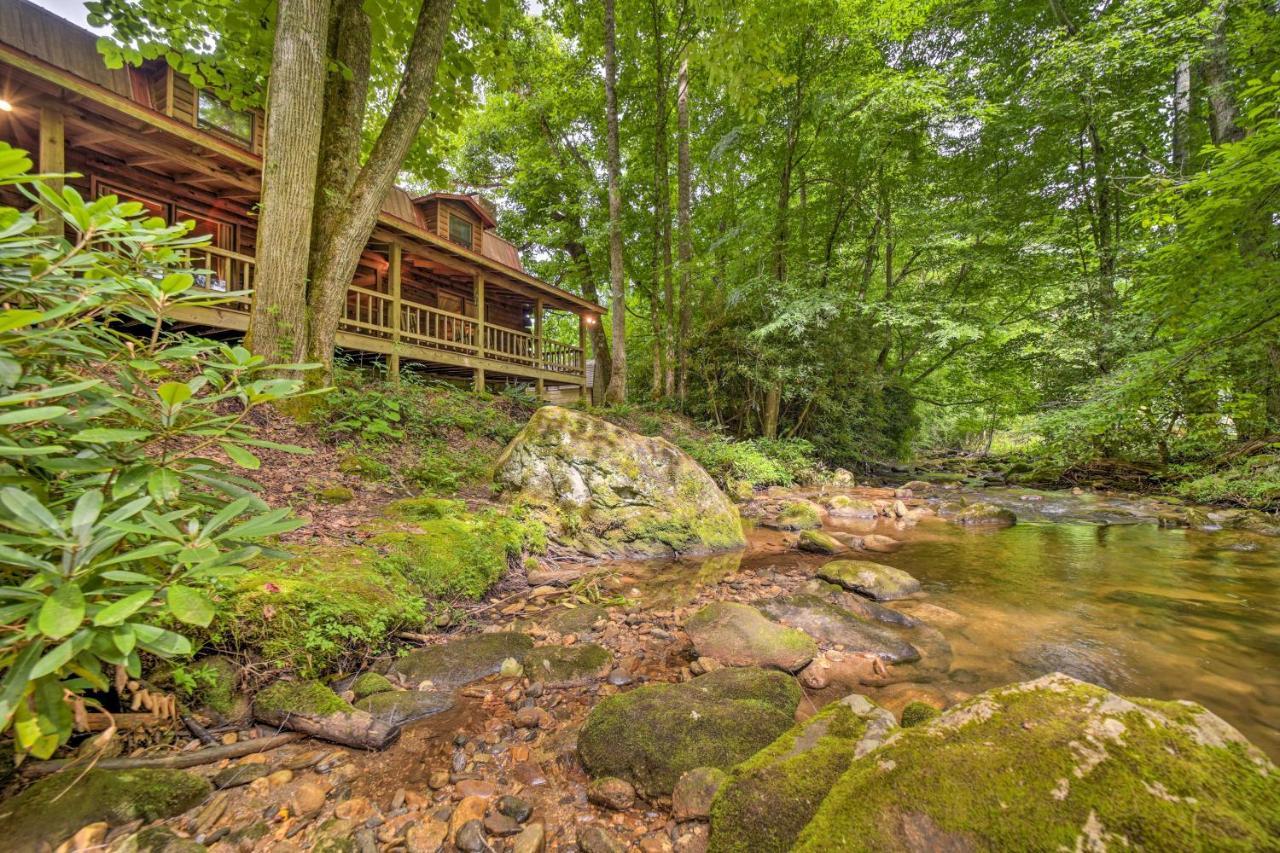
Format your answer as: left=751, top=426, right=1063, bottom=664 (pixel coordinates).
left=675, top=55, right=692, bottom=402
left=603, top=0, right=628, bottom=403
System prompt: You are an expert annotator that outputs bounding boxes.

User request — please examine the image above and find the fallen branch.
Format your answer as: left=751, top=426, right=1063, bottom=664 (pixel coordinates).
left=24, top=731, right=305, bottom=778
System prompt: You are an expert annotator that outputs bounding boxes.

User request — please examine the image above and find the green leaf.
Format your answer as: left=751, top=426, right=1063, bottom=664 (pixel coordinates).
left=71, top=427, right=152, bottom=443
left=0, top=642, right=42, bottom=728
left=220, top=443, right=260, bottom=470
left=156, top=381, right=193, bottom=408
left=147, top=469, right=181, bottom=504
left=0, top=487, right=61, bottom=535
left=70, top=489, right=103, bottom=541
left=93, top=590, right=154, bottom=626
left=166, top=585, right=214, bottom=627
left=29, top=630, right=91, bottom=679
left=0, top=406, right=67, bottom=425
left=36, top=584, right=84, bottom=639
left=132, top=622, right=193, bottom=657
left=0, top=309, right=43, bottom=332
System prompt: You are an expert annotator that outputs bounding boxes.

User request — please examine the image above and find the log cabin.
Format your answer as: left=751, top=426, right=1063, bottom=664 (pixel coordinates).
left=0, top=0, right=600, bottom=398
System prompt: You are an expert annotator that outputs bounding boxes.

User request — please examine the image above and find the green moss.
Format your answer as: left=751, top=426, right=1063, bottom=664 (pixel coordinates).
left=523, top=643, right=612, bottom=681
left=777, top=502, right=822, bottom=531
left=578, top=667, right=802, bottom=798
left=184, top=655, right=240, bottom=717
left=351, top=672, right=394, bottom=700
left=388, top=632, right=534, bottom=689
left=0, top=769, right=211, bottom=850
left=900, top=701, right=941, bottom=727
left=317, top=485, right=355, bottom=504
left=338, top=453, right=392, bottom=481
left=797, top=529, right=844, bottom=554
left=254, top=679, right=353, bottom=717
left=387, top=496, right=465, bottom=520
left=709, top=701, right=879, bottom=853
left=791, top=675, right=1280, bottom=851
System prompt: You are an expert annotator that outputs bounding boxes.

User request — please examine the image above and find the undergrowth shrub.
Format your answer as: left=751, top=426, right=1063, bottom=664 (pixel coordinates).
left=0, top=145, right=308, bottom=758
left=681, top=436, right=819, bottom=488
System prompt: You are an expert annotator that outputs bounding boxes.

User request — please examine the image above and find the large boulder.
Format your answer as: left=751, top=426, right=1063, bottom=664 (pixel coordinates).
left=816, top=560, right=921, bottom=601
left=712, top=673, right=1280, bottom=852
left=759, top=594, right=920, bottom=664
left=387, top=632, right=533, bottom=690
left=709, top=695, right=897, bottom=853
left=684, top=602, right=817, bottom=672
left=0, top=769, right=210, bottom=852
left=578, top=667, right=801, bottom=798
left=493, top=406, right=746, bottom=557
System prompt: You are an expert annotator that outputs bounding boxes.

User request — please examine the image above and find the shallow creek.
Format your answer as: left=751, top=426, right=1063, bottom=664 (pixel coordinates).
left=620, top=486, right=1280, bottom=760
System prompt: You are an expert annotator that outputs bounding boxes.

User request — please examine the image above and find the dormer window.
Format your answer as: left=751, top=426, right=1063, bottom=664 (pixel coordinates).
left=449, top=213, right=474, bottom=249
left=197, top=90, right=253, bottom=143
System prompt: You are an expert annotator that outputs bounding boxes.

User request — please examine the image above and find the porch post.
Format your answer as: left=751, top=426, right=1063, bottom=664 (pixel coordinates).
left=579, top=313, right=588, bottom=401
left=38, top=107, right=64, bottom=237
left=389, top=244, right=402, bottom=384
left=473, top=273, right=486, bottom=393
left=534, top=297, right=544, bottom=398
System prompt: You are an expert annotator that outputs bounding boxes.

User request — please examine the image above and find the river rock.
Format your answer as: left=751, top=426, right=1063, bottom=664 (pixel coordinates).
left=773, top=501, right=824, bottom=530
left=800, top=579, right=918, bottom=627
left=759, top=594, right=920, bottom=663
left=354, top=688, right=455, bottom=725
left=387, top=632, right=533, bottom=690
left=708, top=694, right=897, bottom=853
left=684, top=602, right=817, bottom=672
left=578, top=667, right=801, bottom=797
left=856, top=533, right=900, bottom=553
left=523, top=643, right=612, bottom=682
left=578, top=825, right=627, bottom=853
left=825, top=495, right=878, bottom=518
left=951, top=502, right=1017, bottom=527
left=673, top=767, right=728, bottom=821
left=536, top=603, right=608, bottom=635
left=351, top=672, right=395, bottom=700
left=493, top=406, right=746, bottom=557
left=796, top=529, right=845, bottom=555
left=816, top=559, right=921, bottom=601
left=0, top=769, right=210, bottom=851
left=588, top=777, right=637, bottom=810
left=253, top=680, right=399, bottom=750
left=715, top=673, right=1280, bottom=852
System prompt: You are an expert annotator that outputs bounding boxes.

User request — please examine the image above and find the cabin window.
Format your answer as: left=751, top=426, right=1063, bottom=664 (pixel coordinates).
left=196, top=91, right=253, bottom=143
left=448, top=213, right=474, bottom=249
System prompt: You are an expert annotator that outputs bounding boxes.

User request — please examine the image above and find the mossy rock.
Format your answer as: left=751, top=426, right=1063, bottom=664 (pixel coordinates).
left=951, top=502, right=1017, bottom=527
left=535, top=603, right=609, bottom=636
left=523, top=643, right=613, bottom=682
left=127, top=825, right=208, bottom=852
left=0, top=769, right=211, bottom=851
left=578, top=667, right=802, bottom=798
left=317, top=485, right=355, bottom=504
left=816, top=560, right=921, bottom=601
left=387, top=496, right=466, bottom=520
left=728, top=479, right=756, bottom=503
left=166, top=655, right=246, bottom=723
left=353, top=689, right=454, bottom=725
left=900, top=700, right=941, bottom=727
left=825, top=495, right=879, bottom=518
left=685, top=602, right=817, bottom=672
left=709, top=694, right=897, bottom=853
left=387, top=632, right=533, bottom=690
left=759, top=594, right=919, bottom=664
left=493, top=406, right=746, bottom=558
left=797, top=529, right=845, bottom=555
left=351, top=672, right=395, bottom=700
left=775, top=501, right=823, bottom=531
left=783, top=673, right=1280, bottom=851
left=254, top=679, right=354, bottom=718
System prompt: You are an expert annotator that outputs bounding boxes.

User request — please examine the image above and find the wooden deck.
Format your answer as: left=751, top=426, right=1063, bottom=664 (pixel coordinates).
left=179, top=246, right=588, bottom=390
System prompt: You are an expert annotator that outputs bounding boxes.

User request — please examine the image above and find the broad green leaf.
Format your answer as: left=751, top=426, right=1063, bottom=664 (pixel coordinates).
left=166, top=585, right=214, bottom=627
left=0, top=406, right=67, bottom=425
left=94, top=590, right=154, bottom=626
left=132, top=622, right=193, bottom=657
left=156, top=381, right=193, bottom=408
left=147, top=469, right=181, bottom=504
left=0, top=487, right=61, bottom=535
left=36, top=584, right=84, bottom=639
left=71, top=428, right=152, bottom=443
left=220, top=443, right=260, bottom=470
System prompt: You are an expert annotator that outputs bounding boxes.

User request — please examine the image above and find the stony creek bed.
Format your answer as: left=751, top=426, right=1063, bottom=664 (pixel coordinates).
left=9, top=482, right=1279, bottom=852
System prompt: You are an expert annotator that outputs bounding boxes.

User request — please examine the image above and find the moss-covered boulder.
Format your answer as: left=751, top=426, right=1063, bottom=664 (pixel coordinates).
left=578, top=667, right=802, bottom=798
left=523, top=643, right=613, bottom=682
left=709, top=694, right=897, bottom=853
left=825, top=495, right=879, bottom=518
left=800, top=579, right=918, bottom=628
left=759, top=595, right=920, bottom=664
left=351, top=671, right=395, bottom=700
left=353, top=689, right=454, bottom=726
left=771, top=673, right=1279, bottom=851
left=774, top=501, right=823, bottom=530
left=816, top=560, right=921, bottom=601
left=493, top=406, right=746, bottom=557
left=685, top=602, right=817, bottom=672
left=797, top=529, right=845, bottom=555
left=951, top=502, right=1017, bottom=527
left=254, top=680, right=398, bottom=749
left=387, top=632, right=534, bottom=690
left=172, top=655, right=247, bottom=724
left=0, top=769, right=210, bottom=851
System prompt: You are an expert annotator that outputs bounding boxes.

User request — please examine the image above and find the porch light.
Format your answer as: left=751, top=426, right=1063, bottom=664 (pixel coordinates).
left=0, top=99, right=12, bottom=112
left=585, top=314, right=596, bottom=325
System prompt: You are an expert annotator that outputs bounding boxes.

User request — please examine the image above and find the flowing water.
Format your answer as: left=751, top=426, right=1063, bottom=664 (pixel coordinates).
left=619, top=487, right=1280, bottom=760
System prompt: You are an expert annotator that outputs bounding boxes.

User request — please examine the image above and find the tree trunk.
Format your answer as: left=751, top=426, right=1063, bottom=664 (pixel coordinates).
left=603, top=0, right=627, bottom=404
left=675, top=56, right=692, bottom=403
left=650, top=0, right=674, bottom=399
left=567, top=236, right=612, bottom=405
left=1203, top=1, right=1244, bottom=145
left=245, top=0, right=331, bottom=365
left=1172, top=56, right=1191, bottom=174
left=302, top=0, right=457, bottom=387
left=762, top=384, right=781, bottom=440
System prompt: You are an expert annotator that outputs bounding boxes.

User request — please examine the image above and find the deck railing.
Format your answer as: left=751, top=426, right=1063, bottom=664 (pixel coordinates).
left=187, top=247, right=584, bottom=377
